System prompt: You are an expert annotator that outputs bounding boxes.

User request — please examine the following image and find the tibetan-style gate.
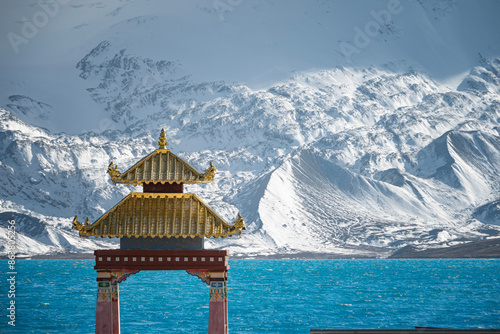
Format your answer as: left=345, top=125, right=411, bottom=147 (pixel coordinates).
left=73, top=129, right=246, bottom=334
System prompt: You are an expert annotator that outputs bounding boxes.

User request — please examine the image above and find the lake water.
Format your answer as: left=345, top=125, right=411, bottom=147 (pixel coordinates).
left=1, top=259, right=499, bottom=333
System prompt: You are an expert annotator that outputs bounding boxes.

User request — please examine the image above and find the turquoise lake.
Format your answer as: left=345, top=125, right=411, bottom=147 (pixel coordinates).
left=1, top=259, right=499, bottom=333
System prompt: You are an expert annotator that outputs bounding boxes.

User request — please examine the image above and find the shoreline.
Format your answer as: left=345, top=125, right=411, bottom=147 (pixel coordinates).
left=3, top=237, right=499, bottom=260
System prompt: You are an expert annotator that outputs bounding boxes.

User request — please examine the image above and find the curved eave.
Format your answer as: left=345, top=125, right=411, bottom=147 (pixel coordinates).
left=78, top=232, right=239, bottom=239
left=72, top=193, right=244, bottom=239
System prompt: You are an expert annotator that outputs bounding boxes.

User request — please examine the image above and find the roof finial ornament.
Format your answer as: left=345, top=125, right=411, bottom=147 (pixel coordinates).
left=232, top=213, right=246, bottom=231
left=202, top=162, right=217, bottom=181
left=158, top=128, right=167, bottom=149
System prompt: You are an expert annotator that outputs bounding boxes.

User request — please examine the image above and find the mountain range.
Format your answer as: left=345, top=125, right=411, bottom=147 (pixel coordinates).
left=1, top=0, right=500, bottom=257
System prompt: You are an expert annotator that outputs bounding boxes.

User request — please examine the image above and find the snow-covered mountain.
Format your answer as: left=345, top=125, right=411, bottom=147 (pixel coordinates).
left=1, top=0, right=500, bottom=257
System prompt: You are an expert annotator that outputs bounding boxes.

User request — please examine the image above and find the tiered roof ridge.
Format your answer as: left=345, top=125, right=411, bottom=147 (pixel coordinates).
left=72, top=129, right=245, bottom=240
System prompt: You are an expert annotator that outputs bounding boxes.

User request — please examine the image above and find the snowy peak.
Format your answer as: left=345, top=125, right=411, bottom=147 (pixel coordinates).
left=5, top=95, right=53, bottom=129
left=242, top=125, right=500, bottom=255
left=76, top=41, right=243, bottom=128
left=0, top=211, right=117, bottom=256
left=0, top=109, right=147, bottom=219
left=458, top=57, right=500, bottom=94
left=413, top=131, right=500, bottom=199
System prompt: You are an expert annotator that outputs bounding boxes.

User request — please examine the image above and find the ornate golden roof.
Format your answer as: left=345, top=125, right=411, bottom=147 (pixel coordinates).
left=72, top=192, right=245, bottom=239
left=108, top=129, right=217, bottom=186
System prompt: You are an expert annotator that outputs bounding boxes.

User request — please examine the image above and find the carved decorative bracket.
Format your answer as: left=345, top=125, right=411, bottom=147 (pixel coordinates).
left=111, top=270, right=140, bottom=285
left=186, top=269, right=211, bottom=285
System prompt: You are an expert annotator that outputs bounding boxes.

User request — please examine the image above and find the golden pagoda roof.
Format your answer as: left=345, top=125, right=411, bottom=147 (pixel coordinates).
left=72, top=192, right=245, bottom=239
left=108, top=129, right=217, bottom=186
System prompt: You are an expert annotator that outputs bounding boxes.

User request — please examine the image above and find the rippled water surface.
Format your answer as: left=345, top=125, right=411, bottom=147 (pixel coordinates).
left=1, top=259, right=499, bottom=333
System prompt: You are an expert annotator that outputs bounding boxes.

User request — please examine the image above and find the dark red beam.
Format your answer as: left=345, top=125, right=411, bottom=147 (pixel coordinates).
left=94, top=250, right=229, bottom=271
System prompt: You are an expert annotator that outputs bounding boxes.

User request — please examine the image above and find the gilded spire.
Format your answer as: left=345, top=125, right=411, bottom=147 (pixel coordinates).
left=158, top=128, right=167, bottom=149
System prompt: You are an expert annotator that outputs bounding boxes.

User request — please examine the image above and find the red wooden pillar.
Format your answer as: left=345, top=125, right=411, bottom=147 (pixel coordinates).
left=111, top=283, right=120, bottom=334
left=96, top=272, right=114, bottom=334
left=208, top=272, right=228, bottom=334
left=224, top=279, right=228, bottom=329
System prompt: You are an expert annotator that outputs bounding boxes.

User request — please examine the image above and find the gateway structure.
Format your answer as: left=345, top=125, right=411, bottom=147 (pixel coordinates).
left=73, top=129, right=245, bottom=334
